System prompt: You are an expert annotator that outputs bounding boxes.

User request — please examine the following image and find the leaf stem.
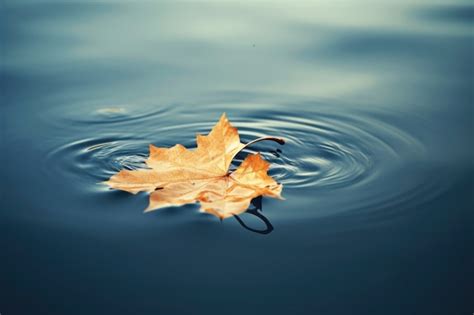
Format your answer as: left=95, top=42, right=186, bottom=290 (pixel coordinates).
left=228, top=136, right=285, bottom=171
left=241, top=136, right=285, bottom=153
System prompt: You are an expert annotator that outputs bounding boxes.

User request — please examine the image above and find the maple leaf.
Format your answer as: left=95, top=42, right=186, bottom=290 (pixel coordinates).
left=104, top=113, right=284, bottom=219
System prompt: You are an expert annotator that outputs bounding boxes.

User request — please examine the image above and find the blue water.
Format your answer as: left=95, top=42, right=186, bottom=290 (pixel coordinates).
left=1, top=1, right=473, bottom=314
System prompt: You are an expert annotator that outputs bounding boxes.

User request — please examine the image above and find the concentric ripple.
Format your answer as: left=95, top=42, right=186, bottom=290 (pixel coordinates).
left=45, top=136, right=150, bottom=192
left=42, top=101, right=172, bottom=126
left=42, top=100, right=448, bottom=221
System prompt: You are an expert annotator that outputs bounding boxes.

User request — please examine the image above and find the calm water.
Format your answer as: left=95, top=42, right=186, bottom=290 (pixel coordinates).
left=1, top=1, right=473, bottom=314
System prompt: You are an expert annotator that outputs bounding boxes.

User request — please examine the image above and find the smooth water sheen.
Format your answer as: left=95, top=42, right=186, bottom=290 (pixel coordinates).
left=1, top=1, right=473, bottom=315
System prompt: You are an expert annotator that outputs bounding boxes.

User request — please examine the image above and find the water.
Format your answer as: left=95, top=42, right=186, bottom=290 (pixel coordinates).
left=1, top=1, right=473, bottom=314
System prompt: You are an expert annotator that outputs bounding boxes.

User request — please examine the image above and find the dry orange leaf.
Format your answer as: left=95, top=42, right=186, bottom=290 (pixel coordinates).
left=105, top=113, right=284, bottom=219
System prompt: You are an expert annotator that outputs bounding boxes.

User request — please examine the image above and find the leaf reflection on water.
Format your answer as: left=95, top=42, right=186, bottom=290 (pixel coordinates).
left=234, top=197, right=274, bottom=235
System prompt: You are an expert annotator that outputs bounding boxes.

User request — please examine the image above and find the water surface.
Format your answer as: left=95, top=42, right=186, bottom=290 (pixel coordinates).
left=1, top=1, right=473, bottom=314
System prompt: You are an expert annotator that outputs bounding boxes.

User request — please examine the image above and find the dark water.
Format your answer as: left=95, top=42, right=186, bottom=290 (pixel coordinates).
left=1, top=1, right=473, bottom=314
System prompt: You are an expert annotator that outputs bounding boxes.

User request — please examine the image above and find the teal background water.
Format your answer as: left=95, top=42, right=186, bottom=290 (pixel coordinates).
left=1, top=1, right=473, bottom=314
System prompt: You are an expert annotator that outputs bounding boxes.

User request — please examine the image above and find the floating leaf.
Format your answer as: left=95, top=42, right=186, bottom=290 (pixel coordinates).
left=105, top=114, right=284, bottom=219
